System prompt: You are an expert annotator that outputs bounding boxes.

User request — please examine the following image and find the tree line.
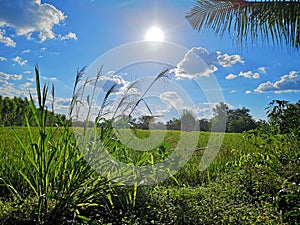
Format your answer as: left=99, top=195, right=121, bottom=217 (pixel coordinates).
left=0, top=95, right=66, bottom=126
left=131, top=100, right=300, bottom=134
left=0, top=95, right=299, bottom=134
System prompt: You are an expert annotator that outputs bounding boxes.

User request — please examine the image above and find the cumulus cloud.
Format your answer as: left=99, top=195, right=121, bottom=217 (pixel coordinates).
left=160, top=91, right=184, bottom=109
left=19, top=82, right=32, bottom=89
left=59, top=32, right=78, bottom=40
left=0, top=80, right=20, bottom=97
left=171, top=47, right=218, bottom=79
left=171, top=47, right=244, bottom=80
left=255, top=71, right=300, bottom=93
left=258, top=67, right=267, bottom=74
left=27, top=77, right=35, bottom=82
left=225, top=73, right=237, bottom=80
left=0, top=71, right=22, bottom=80
left=245, top=90, right=251, bottom=94
left=0, top=56, right=7, bottom=61
left=0, top=0, right=76, bottom=44
left=217, top=53, right=244, bottom=67
left=0, top=29, right=16, bottom=47
left=230, top=90, right=237, bottom=93
left=12, top=56, right=28, bottom=66
left=226, top=67, right=265, bottom=81
left=238, top=71, right=260, bottom=79
left=252, top=73, right=260, bottom=79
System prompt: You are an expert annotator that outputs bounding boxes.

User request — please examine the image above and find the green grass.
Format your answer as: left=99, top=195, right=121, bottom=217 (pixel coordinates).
left=0, top=67, right=298, bottom=224
left=1, top=126, right=299, bottom=224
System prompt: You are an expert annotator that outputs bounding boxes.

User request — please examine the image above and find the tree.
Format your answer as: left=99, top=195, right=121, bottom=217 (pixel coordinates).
left=199, top=118, right=210, bottom=131
left=186, top=0, right=300, bottom=49
left=0, top=95, right=67, bottom=127
left=227, top=107, right=256, bottom=132
left=211, top=102, right=228, bottom=132
left=167, top=118, right=181, bottom=130
left=181, top=109, right=198, bottom=132
left=266, top=99, right=300, bottom=134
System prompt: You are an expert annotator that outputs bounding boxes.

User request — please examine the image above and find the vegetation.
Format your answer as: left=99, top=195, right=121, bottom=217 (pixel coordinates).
left=186, top=0, right=300, bottom=49
left=0, top=95, right=66, bottom=126
left=0, top=67, right=299, bottom=224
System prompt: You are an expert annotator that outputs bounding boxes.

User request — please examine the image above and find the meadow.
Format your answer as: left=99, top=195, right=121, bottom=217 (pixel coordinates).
left=0, top=68, right=299, bottom=224
left=0, top=126, right=299, bottom=224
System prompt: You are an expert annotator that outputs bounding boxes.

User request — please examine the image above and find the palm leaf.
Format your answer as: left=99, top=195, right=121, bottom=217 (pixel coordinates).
left=186, top=0, right=300, bottom=49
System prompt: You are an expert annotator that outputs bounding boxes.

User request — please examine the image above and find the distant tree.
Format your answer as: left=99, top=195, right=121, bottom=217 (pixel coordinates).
left=181, top=110, right=198, bottom=132
left=0, top=95, right=67, bottom=127
left=227, top=107, right=256, bottom=132
left=167, top=118, right=181, bottom=130
left=134, top=115, right=155, bottom=130
left=211, top=102, right=228, bottom=132
left=199, top=118, right=210, bottom=132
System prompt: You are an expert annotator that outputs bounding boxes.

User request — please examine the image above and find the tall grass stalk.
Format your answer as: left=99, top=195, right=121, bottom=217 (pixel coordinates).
left=12, top=66, right=111, bottom=223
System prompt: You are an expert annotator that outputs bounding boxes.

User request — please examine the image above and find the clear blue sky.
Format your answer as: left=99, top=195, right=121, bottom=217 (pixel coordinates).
left=0, top=0, right=299, bottom=121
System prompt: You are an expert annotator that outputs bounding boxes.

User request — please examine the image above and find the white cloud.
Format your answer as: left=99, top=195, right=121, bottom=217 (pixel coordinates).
left=245, top=90, right=251, bottom=94
left=23, top=70, right=32, bottom=74
left=27, top=77, right=35, bottom=82
left=171, top=47, right=218, bottom=79
left=12, top=56, right=28, bottom=66
left=0, top=29, right=16, bottom=47
left=0, top=56, right=7, bottom=61
left=172, top=47, right=244, bottom=80
left=41, top=47, right=47, bottom=51
left=21, top=49, right=31, bottom=54
left=0, top=71, right=22, bottom=80
left=258, top=67, right=267, bottom=74
left=0, top=80, right=20, bottom=97
left=255, top=71, right=300, bottom=93
left=238, top=71, right=260, bottom=79
left=217, top=53, right=244, bottom=67
left=54, top=97, right=72, bottom=110
left=225, top=73, right=237, bottom=80
left=59, top=32, right=78, bottom=40
left=160, top=91, right=184, bottom=109
left=0, top=0, right=76, bottom=43
left=230, top=90, right=237, bottom=93
left=41, top=76, right=57, bottom=81
left=19, top=82, right=32, bottom=89
left=252, top=72, right=260, bottom=79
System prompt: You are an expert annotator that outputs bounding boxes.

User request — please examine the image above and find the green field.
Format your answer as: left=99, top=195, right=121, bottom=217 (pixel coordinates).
left=0, top=126, right=299, bottom=224
left=0, top=70, right=299, bottom=224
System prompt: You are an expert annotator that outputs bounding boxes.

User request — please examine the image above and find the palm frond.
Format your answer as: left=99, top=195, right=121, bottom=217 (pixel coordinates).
left=186, top=0, right=300, bottom=49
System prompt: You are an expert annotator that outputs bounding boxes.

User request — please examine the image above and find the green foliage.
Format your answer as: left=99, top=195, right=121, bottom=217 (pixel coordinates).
left=0, top=66, right=299, bottom=224
left=0, top=95, right=67, bottom=127
left=267, top=99, right=300, bottom=135
left=231, top=129, right=300, bottom=224
left=186, top=0, right=300, bottom=49
left=227, top=107, right=256, bottom=132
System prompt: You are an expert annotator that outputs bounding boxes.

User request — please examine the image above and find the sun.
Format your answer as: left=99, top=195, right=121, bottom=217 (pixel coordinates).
left=145, top=26, right=164, bottom=42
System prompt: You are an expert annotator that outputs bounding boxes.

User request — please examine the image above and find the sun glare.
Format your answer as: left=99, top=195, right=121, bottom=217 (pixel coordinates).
left=145, top=26, right=164, bottom=42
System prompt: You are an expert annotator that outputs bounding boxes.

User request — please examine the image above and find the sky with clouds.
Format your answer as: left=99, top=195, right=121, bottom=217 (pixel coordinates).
left=0, top=0, right=299, bottom=121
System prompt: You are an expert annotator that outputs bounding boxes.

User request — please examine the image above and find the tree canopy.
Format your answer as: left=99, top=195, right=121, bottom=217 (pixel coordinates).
left=0, top=95, right=66, bottom=126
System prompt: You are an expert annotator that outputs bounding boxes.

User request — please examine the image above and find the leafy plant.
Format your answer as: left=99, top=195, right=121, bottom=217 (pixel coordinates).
left=186, top=0, right=300, bottom=49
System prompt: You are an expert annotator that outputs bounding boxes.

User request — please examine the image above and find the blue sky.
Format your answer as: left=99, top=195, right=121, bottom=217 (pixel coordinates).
left=0, top=0, right=299, bottom=121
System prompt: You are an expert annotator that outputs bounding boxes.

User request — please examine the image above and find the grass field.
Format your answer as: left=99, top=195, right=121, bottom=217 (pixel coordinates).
left=0, top=126, right=299, bottom=224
